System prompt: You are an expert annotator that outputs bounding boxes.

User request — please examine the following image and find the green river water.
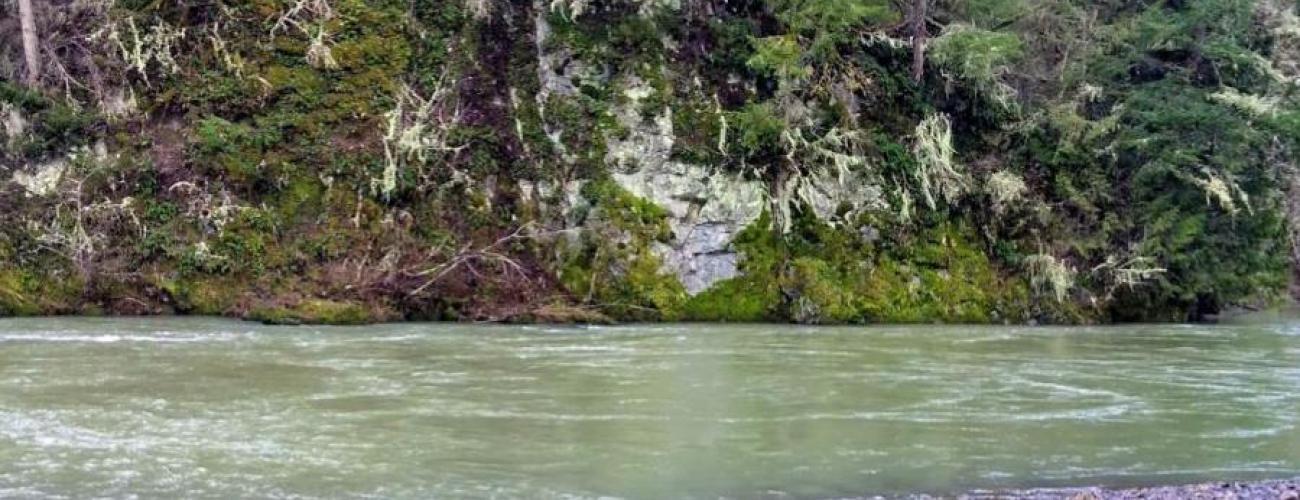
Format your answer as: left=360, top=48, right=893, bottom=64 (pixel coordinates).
left=0, top=317, right=1297, bottom=498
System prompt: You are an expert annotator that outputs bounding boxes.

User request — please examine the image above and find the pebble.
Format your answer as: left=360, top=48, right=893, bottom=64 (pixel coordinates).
left=887, top=478, right=1300, bottom=500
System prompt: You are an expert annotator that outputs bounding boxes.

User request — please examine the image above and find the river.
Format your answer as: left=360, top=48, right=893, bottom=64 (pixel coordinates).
left=0, top=317, right=1297, bottom=498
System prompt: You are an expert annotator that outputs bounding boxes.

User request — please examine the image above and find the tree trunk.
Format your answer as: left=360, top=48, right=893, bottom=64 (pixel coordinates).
left=910, top=0, right=927, bottom=83
left=18, top=0, right=40, bottom=86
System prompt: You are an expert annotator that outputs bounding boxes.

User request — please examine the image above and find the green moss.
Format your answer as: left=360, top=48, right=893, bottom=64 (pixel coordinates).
left=0, top=267, right=85, bottom=316
left=785, top=257, right=858, bottom=324
left=706, top=213, right=1036, bottom=324
left=580, top=179, right=672, bottom=238
left=161, top=277, right=241, bottom=316
left=193, top=116, right=274, bottom=183
left=856, top=223, right=1022, bottom=323
left=4, top=0, right=1280, bottom=324
left=558, top=179, right=688, bottom=321
left=545, top=5, right=667, bottom=74
left=0, top=270, right=39, bottom=316
left=0, top=81, right=100, bottom=161
left=273, top=173, right=326, bottom=223
left=670, top=97, right=725, bottom=165
left=177, top=71, right=265, bottom=116
left=682, top=212, right=782, bottom=322
left=248, top=299, right=376, bottom=325
left=728, top=102, right=786, bottom=163
left=559, top=243, right=688, bottom=322
left=542, top=94, right=616, bottom=171
left=683, top=276, right=778, bottom=322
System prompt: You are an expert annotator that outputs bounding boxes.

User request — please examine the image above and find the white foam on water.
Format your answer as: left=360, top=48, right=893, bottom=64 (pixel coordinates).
left=0, top=333, right=212, bottom=343
left=516, top=345, right=640, bottom=354
left=1201, top=426, right=1294, bottom=439
left=0, top=411, right=119, bottom=451
left=1014, top=379, right=1136, bottom=401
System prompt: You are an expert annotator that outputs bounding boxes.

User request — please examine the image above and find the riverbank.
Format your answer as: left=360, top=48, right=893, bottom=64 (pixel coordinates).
left=933, top=478, right=1300, bottom=499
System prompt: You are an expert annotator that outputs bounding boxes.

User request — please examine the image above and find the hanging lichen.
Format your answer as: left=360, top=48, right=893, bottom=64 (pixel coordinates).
left=377, top=79, right=465, bottom=199
left=1024, top=254, right=1075, bottom=302
left=911, top=114, right=965, bottom=211
left=103, top=17, right=186, bottom=84
left=985, top=171, right=1027, bottom=214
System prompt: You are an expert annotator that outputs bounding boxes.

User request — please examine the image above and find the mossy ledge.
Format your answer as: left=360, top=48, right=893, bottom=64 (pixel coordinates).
left=246, top=300, right=383, bottom=326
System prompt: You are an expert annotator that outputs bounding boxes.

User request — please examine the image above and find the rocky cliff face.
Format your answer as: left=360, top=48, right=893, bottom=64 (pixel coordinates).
left=1, top=0, right=1297, bottom=323
left=603, top=79, right=766, bottom=294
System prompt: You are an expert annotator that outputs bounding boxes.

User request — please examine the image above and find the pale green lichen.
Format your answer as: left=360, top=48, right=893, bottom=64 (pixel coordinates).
left=1211, top=88, right=1280, bottom=117
left=929, top=23, right=1022, bottom=106
left=1191, top=170, right=1251, bottom=215
left=104, top=17, right=186, bottom=84
left=1024, top=253, right=1075, bottom=302
left=378, top=79, right=464, bottom=198
left=912, top=114, right=965, bottom=211
left=986, top=171, right=1027, bottom=213
left=12, top=159, right=66, bottom=197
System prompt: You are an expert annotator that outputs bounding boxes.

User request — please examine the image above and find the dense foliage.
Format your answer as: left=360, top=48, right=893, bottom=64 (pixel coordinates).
left=1, top=0, right=1298, bottom=323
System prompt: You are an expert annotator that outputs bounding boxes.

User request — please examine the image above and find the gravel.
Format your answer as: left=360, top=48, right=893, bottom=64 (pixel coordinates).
left=956, top=477, right=1300, bottom=496
left=888, top=478, right=1300, bottom=500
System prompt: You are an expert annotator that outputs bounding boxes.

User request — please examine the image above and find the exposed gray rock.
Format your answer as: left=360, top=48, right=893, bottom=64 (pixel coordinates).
left=2, top=103, right=26, bottom=143
left=613, top=155, right=766, bottom=295
left=788, top=166, right=888, bottom=223
left=606, top=75, right=675, bottom=172
left=518, top=178, right=587, bottom=231
left=534, top=63, right=890, bottom=294
left=10, top=158, right=66, bottom=197
left=534, top=0, right=608, bottom=164
left=534, top=4, right=576, bottom=103
left=601, top=75, right=768, bottom=294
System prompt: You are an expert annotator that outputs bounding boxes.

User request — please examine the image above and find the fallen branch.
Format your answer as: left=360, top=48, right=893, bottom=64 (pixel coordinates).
left=406, top=222, right=577, bottom=297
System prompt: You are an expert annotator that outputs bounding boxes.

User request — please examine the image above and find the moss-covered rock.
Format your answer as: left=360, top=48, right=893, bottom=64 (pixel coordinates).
left=161, top=277, right=243, bottom=316
left=247, top=299, right=379, bottom=326
left=0, top=269, right=38, bottom=316
left=502, top=304, right=615, bottom=325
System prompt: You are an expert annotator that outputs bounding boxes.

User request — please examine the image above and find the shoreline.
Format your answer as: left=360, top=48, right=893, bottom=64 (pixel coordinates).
left=0, top=310, right=1285, bottom=327
left=925, top=478, right=1300, bottom=499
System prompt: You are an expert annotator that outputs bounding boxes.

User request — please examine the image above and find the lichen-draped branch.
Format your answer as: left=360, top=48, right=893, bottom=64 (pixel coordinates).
left=1189, top=169, right=1252, bottom=216
left=911, top=113, right=965, bottom=211
left=985, top=171, right=1027, bottom=214
left=1024, top=254, right=1075, bottom=302
left=378, top=77, right=466, bottom=199
left=104, top=17, right=185, bottom=85
left=270, top=0, right=338, bottom=69
left=24, top=150, right=143, bottom=281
